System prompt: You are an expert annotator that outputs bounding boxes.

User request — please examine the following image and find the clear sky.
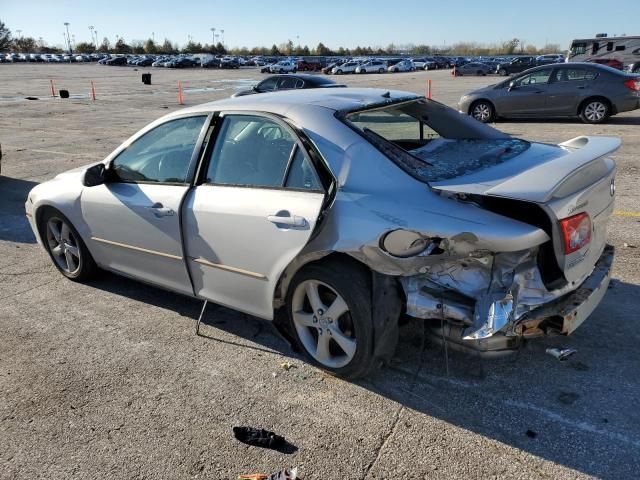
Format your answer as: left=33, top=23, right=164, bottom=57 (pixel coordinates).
left=1, top=0, right=636, bottom=50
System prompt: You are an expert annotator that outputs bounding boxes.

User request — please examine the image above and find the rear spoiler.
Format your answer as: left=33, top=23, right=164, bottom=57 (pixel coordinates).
left=486, top=136, right=621, bottom=202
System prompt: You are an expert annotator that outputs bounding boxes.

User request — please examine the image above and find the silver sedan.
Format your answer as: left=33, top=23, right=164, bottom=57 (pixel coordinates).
left=26, top=88, right=617, bottom=378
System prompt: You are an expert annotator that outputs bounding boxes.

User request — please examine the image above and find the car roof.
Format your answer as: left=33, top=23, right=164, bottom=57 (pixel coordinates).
left=261, top=74, right=337, bottom=86
left=179, top=88, right=421, bottom=116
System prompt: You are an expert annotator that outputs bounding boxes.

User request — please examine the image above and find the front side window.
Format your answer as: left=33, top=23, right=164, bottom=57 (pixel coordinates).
left=514, top=68, right=552, bottom=87
left=111, top=116, right=207, bottom=183
left=258, top=78, right=277, bottom=91
left=205, top=115, right=320, bottom=191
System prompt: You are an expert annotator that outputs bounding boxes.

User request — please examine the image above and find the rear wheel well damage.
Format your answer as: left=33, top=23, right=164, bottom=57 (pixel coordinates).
left=273, top=252, right=404, bottom=369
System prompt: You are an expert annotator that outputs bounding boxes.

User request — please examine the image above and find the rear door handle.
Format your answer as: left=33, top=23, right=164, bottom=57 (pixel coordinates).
left=147, top=202, right=175, bottom=217
left=267, top=213, right=307, bottom=228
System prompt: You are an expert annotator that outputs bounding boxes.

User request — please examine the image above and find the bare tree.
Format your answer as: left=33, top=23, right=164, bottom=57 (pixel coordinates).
left=0, top=19, right=12, bottom=52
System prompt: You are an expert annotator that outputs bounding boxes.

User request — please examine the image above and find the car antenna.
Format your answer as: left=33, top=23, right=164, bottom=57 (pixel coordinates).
left=381, top=91, right=391, bottom=98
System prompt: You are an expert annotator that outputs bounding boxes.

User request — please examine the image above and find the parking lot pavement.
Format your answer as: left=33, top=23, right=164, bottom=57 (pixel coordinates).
left=1, top=64, right=640, bottom=479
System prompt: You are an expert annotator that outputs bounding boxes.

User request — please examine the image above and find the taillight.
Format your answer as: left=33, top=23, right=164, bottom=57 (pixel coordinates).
left=559, top=213, right=592, bottom=254
left=624, top=78, right=640, bottom=91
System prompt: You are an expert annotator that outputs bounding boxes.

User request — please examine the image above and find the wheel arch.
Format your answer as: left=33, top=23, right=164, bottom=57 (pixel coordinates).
left=274, top=251, right=371, bottom=308
left=468, top=98, right=496, bottom=116
left=577, top=95, right=613, bottom=116
left=273, top=250, right=403, bottom=369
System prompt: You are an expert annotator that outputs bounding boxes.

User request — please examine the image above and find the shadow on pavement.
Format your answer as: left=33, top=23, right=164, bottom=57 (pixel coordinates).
left=86, top=271, right=640, bottom=479
left=0, top=176, right=38, bottom=243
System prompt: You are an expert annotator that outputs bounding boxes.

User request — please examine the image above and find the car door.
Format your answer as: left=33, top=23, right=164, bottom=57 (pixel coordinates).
left=502, top=68, right=553, bottom=116
left=544, top=67, right=595, bottom=115
left=183, top=113, right=327, bottom=319
left=81, top=114, right=210, bottom=295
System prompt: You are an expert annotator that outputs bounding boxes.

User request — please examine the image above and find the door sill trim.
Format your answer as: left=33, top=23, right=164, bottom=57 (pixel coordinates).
left=91, top=237, right=183, bottom=260
left=190, top=257, right=267, bottom=280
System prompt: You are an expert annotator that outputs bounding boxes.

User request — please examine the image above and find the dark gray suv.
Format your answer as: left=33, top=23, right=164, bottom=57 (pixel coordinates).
left=458, top=63, right=640, bottom=124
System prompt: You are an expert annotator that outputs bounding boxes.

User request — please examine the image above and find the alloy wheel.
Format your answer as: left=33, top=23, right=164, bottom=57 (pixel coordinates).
left=291, top=279, right=357, bottom=369
left=472, top=103, right=492, bottom=122
left=46, top=217, right=81, bottom=274
left=584, top=101, right=607, bottom=122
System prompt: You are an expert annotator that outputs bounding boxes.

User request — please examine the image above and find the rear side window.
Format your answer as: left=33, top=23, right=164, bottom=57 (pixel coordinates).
left=205, top=115, right=321, bottom=192
left=285, top=148, right=322, bottom=190
left=277, top=77, right=298, bottom=89
left=553, top=68, right=598, bottom=82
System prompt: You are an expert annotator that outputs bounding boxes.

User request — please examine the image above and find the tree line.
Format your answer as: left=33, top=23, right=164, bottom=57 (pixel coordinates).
left=1, top=20, right=561, bottom=57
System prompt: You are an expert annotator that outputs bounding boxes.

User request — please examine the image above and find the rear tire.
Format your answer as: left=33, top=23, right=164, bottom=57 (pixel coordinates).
left=286, top=262, right=374, bottom=379
left=378, top=68, right=384, bottom=74
left=580, top=98, right=610, bottom=124
left=470, top=100, right=495, bottom=123
left=40, top=208, right=98, bottom=281
left=499, top=68, right=507, bottom=76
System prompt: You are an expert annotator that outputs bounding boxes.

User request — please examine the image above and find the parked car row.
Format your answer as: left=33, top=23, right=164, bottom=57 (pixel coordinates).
left=2, top=52, right=109, bottom=63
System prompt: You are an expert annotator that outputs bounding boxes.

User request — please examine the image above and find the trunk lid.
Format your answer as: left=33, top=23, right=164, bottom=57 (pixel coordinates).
left=422, top=136, right=619, bottom=284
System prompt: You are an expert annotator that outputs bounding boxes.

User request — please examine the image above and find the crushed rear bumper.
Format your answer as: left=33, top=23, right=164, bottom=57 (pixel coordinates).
left=417, top=245, right=614, bottom=355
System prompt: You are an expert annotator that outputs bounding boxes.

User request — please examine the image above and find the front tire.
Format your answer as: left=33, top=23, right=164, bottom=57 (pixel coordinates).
left=286, top=262, right=374, bottom=379
left=40, top=208, right=98, bottom=281
left=499, top=68, right=507, bottom=76
left=580, top=98, right=610, bottom=124
left=470, top=100, right=495, bottom=123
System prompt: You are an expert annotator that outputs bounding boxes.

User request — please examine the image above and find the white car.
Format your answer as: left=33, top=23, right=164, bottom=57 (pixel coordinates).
left=270, top=61, right=297, bottom=73
left=388, top=60, right=415, bottom=73
left=331, top=61, right=360, bottom=74
left=355, top=60, right=388, bottom=74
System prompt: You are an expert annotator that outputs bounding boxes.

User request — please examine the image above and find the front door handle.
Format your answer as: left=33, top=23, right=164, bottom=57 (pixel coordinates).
left=147, top=202, right=175, bottom=217
left=267, top=213, right=307, bottom=228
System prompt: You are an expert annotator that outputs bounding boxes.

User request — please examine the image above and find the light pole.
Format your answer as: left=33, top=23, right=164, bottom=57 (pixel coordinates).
left=221, top=29, right=225, bottom=47
left=89, top=26, right=94, bottom=48
left=64, top=22, right=71, bottom=53
left=94, top=30, right=98, bottom=49
left=16, top=29, right=22, bottom=38
left=210, top=28, right=215, bottom=45
left=152, top=32, right=155, bottom=44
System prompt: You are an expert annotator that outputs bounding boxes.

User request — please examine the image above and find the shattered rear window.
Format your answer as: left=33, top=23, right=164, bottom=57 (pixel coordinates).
left=406, top=138, right=530, bottom=181
left=344, top=99, right=528, bottom=183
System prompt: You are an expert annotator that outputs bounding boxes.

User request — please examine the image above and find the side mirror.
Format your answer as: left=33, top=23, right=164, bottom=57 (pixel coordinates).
left=82, top=163, right=106, bottom=187
left=252, top=85, right=259, bottom=92
left=508, top=81, right=517, bottom=91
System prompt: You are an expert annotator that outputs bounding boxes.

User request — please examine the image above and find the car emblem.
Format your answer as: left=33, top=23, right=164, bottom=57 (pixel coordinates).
left=610, top=179, right=616, bottom=197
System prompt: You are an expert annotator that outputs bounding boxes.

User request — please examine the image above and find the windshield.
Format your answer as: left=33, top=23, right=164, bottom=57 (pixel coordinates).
left=343, top=99, right=527, bottom=182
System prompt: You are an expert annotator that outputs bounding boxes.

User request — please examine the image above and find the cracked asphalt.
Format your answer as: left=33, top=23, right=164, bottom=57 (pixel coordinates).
left=1, top=64, right=639, bottom=479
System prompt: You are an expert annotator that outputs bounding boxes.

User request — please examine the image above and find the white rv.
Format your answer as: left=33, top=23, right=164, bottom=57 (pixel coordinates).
left=568, top=35, right=640, bottom=72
